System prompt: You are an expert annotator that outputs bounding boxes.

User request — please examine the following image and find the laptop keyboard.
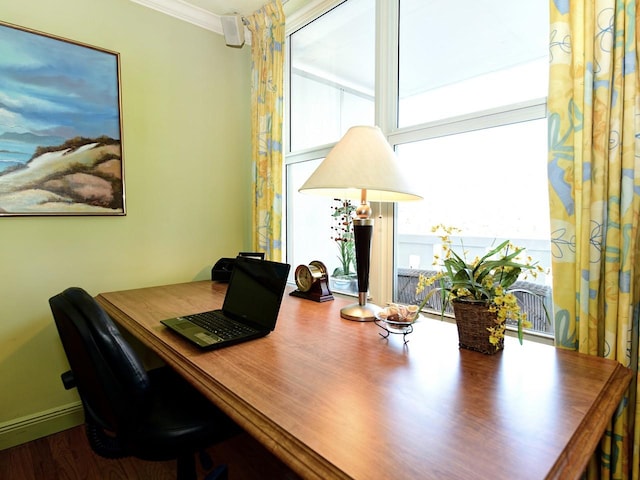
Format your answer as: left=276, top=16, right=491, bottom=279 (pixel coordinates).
left=185, top=311, right=257, bottom=340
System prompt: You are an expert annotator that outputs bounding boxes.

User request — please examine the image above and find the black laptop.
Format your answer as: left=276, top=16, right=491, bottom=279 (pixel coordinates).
left=161, top=256, right=291, bottom=350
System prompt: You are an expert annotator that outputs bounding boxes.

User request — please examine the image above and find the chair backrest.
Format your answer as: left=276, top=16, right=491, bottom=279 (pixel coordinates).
left=50, top=287, right=150, bottom=432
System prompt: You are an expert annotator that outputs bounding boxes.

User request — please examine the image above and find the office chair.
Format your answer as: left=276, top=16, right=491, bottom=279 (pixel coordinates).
left=50, top=287, right=240, bottom=480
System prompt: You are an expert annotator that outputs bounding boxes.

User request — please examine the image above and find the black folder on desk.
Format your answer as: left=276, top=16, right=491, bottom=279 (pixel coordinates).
left=161, top=257, right=290, bottom=350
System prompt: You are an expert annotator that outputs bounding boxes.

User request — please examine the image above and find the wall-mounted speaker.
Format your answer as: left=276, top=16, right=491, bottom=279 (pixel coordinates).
left=221, top=15, right=245, bottom=47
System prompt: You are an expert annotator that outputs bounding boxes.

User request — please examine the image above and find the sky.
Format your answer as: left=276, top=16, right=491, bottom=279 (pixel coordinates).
left=0, top=23, right=121, bottom=140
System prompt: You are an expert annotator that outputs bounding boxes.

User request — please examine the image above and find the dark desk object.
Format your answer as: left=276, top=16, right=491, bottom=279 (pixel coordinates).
left=96, top=281, right=633, bottom=480
left=211, top=252, right=265, bottom=282
left=50, top=287, right=239, bottom=480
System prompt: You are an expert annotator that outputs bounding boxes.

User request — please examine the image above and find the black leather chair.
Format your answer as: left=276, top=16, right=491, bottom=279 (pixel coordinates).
left=49, top=287, right=240, bottom=480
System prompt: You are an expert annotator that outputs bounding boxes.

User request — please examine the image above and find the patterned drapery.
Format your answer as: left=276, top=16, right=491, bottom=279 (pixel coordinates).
left=246, top=0, right=285, bottom=261
left=548, top=0, right=639, bottom=477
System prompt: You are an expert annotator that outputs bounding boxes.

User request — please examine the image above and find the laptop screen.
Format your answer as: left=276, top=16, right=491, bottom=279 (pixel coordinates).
left=222, top=257, right=290, bottom=330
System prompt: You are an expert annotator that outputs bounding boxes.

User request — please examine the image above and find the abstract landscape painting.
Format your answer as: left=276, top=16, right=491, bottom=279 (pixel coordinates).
left=0, top=21, right=124, bottom=216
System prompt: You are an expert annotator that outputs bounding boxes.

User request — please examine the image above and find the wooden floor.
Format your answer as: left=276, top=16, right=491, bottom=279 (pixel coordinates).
left=0, top=425, right=301, bottom=480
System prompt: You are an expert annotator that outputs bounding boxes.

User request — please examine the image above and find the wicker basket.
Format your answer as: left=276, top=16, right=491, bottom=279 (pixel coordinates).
left=452, top=299, right=504, bottom=354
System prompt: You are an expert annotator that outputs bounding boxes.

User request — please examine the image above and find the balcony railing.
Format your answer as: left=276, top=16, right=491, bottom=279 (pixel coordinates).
left=396, top=268, right=554, bottom=336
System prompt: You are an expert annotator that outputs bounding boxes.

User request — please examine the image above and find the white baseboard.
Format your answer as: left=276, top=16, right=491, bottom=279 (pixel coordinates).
left=0, top=402, right=84, bottom=450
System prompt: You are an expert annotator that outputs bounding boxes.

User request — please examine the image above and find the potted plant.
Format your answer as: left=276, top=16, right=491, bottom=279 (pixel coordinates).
left=330, top=199, right=357, bottom=293
left=416, top=225, right=548, bottom=353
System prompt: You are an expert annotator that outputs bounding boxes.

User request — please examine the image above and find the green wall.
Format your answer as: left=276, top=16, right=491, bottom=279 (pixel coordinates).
left=0, top=0, right=252, bottom=448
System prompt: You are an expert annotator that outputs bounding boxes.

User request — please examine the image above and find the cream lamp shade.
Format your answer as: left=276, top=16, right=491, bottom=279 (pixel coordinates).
left=299, top=126, right=422, bottom=202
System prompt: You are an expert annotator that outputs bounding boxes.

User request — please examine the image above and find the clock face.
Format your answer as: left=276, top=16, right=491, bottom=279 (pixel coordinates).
left=295, top=265, right=314, bottom=292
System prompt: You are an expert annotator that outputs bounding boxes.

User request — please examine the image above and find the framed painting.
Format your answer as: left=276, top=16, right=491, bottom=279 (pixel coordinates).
left=0, top=21, right=125, bottom=216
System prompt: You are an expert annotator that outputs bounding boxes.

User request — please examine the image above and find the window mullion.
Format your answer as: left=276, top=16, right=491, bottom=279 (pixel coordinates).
left=370, top=0, right=400, bottom=306
left=375, top=0, right=399, bottom=133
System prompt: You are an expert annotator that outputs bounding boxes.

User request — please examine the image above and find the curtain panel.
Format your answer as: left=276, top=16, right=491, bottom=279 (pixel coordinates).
left=548, top=0, right=639, bottom=478
left=246, top=0, right=285, bottom=261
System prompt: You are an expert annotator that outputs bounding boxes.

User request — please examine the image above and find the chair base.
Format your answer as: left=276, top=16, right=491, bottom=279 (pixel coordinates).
left=204, top=464, right=228, bottom=480
left=177, top=452, right=228, bottom=480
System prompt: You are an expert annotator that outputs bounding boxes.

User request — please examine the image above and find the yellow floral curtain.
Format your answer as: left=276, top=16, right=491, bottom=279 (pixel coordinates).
left=246, top=0, right=285, bottom=261
left=548, top=0, right=639, bottom=478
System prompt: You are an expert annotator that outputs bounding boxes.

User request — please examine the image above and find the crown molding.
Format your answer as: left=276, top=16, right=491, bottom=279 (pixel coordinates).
left=130, top=0, right=224, bottom=34
left=285, top=0, right=342, bottom=33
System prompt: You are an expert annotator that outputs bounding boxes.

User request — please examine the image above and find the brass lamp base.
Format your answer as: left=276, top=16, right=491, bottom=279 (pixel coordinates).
left=340, top=296, right=381, bottom=322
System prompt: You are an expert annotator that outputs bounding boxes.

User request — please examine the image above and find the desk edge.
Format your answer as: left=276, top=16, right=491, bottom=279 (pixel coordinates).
left=546, top=362, right=633, bottom=480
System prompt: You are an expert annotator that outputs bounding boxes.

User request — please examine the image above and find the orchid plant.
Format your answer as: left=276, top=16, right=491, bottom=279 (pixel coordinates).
left=330, top=199, right=356, bottom=277
left=415, top=225, right=548, bottom=346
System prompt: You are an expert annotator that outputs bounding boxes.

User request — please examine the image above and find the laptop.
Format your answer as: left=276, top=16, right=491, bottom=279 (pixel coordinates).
left=161, top=257, right=291, bottom=350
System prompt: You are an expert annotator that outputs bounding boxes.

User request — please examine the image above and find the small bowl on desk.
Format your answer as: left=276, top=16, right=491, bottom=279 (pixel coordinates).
left=376, top=304, right=419, bottom=332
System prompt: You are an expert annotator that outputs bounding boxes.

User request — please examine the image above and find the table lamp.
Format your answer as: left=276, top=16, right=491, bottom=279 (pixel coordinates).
left=299, top=126, right=423, bottom=321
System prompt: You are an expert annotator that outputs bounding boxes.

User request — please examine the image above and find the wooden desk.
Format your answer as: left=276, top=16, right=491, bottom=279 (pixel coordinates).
left=96, top=281, right=632, bottom=480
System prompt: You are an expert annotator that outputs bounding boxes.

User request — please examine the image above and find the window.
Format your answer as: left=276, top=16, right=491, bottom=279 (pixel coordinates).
left=286, top=0, right=375, bottom=291
left=289, top=0, right=374, bottom=152
left=394, top=116, right=553, bottom=335
left=398, top=0, right=548, bottom=126
left=286, top=0, right=551, bottom=336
